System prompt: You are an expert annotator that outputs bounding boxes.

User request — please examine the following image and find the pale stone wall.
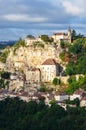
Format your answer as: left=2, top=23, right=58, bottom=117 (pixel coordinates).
left=26, top=69, right=41, bottom=83
left=6, top=44, right=63, bottom=71
left=9, top=79, right=24, bottom=91
left=0, top=62, right=5, bottom=71
left=6, top=44, right=67, bottom=83
left=59, top=76, right=69, bottom=84
left=52, top=34, right=64, bottom=42
left=40, top=65, right=56, bottom=82
left=70, top=94, right=81, bottom=100
left=80, top=100, right=86, bottom=107
left=54, top=95, right=69, bottom=101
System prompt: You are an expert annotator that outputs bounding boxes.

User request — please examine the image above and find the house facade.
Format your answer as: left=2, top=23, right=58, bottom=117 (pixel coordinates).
left=52, top=27, right=71, bottom=43
left=26, top=68, right=41, bottom=83
left=40, top=59, right=60, bottom=82
left=25, top=35, right=36, bottom=46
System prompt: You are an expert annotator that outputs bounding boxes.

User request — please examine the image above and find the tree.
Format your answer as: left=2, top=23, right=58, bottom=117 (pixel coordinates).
left=26, top=35, right=35, bottom=39
left=53, top=78, right=60, bottom=86
left=60, top=41, right=65, bottom=48
left=41, top=35, right=51, bottom=43
left=1, top=72, right=11, bottom=79
left=0, top=78, right=5, bottom=89
left=71, top=29, right=77, bottom=41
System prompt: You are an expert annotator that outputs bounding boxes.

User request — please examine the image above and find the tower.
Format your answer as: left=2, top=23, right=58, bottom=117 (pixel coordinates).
left=67, top=26, right=71, bottom=43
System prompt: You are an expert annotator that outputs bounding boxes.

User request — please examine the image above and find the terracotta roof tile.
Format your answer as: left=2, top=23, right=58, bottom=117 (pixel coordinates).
left=81, top=97, right=86, bottom=101
left=74, top=89, right=84, bottom=95
left=42, top=59, right=57, bottom=65
left=53, top=32, right=66, bottom=35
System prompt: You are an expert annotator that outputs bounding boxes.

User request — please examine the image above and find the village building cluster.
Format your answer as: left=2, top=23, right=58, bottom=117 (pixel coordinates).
left=0, top=88, right=86, bottom=108
left=0, top=27, right=86, bottom=108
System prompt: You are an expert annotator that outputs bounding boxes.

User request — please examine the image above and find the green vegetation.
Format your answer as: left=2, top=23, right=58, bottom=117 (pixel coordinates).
left=39, top=85, right=47, bottom=92
left=26, top=35, right=35, bottom=39
left=63, top=37, right=86, bottom=75
left=39, top=84, right=53, bottom=92
left=65, top=98, right=80, bottom=107
left=0, top=78, right=5, bottom=89
left=71, top=29, right=84, bottom=42
left=0, top=71, right=10, bottom=89
left=0, top=50, right=10, bottom=63
left=0, top=78, right=9, bottom=89
left=0, top=97, right=86, bottom=130
left=33, top=41, right=44, bottom=48
left=1, top=72, right=11, bottom=79
left=59, top=52, right=65, bottom=61
left=65, top=76, right=86, bottom=94
left=60, top=41, right=70, bottom=49
left=41, top=35, right=53, bottom=43
left=53, top=77, right=60, bottom=86
left=13, top=38, right=26, bottom=54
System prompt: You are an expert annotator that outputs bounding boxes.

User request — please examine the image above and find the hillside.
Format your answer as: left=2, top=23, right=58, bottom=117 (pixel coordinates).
left=0, top=32, right=86, bottom=94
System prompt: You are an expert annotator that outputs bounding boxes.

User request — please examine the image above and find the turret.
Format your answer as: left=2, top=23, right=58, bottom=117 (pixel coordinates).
left=67, top=26, right=71, bottom=43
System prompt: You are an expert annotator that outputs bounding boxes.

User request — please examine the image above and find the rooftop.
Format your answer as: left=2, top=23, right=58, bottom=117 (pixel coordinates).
left=53, top=32, right=66, bottom=35
left=42, top=58, right=57, bottom=65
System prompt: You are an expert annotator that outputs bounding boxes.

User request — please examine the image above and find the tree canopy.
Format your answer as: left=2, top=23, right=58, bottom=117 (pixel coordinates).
left=0, top=97, right=86, bottom=130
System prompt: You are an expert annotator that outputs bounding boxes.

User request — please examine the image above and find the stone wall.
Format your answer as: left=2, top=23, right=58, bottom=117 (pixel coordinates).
left=6, top=44, right=63, bottom=72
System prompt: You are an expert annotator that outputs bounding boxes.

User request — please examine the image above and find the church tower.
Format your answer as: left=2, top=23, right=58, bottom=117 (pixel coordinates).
left=67, top=26, right=71, bottom=43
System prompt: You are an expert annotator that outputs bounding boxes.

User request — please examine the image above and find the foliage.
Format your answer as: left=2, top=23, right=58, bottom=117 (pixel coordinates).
left=0, top=50, right=10, bottom=63
left=26, top=35, right=35, bottom=39
left=65, top=98, right=80, bottom=107
left=0, top=78, right=9, bottom=89
left=0, top=98, right=86, bottom=130
left=13, top=38, right=26, bottom=54
left=71, top=29, right=84, bottom=42
left=0, top=78, right=5, bottom=89
left=33, top=41, right=44, bottom=48
left=1, top=72, right=11, bottom=79
left=60, top=41, right=65, bottom=48
left=60, top=41, right=70, bottom=49
left=65, top=37, right=86, bottom=75
left=53, top=77, right=60, bottom=86
left=59, top=52, right=65, bottom=61
left=39, top=86, right=47, bottom=92
left=65, top=76, right=86, bottom=94
left=41, top=35, right=53, bottom=43
left=69, top=40, right=83, bottom=54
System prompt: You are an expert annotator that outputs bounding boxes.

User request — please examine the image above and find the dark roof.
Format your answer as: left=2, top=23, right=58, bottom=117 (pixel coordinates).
left=42, top=59, right=57, bottom=65
left=26, top=35, right=35, bottom=39
left=57, top=92, right=67, bottom=96
left=82, top=93, right=86, bottom=98
left=53, top=32, right=66, bottom=35
left=74, top=89, right=84, bottom=95
left=31, top=68, right=40, bottom=71
left=81, top=97, right=86, bottom=101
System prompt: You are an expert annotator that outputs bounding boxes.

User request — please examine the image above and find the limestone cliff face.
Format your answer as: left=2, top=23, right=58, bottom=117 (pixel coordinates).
left=6, top=44, right=62, bottom=72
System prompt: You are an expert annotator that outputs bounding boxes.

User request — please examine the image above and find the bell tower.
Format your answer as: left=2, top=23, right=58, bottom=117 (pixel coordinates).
left=68, top=26, right=71, bottom=43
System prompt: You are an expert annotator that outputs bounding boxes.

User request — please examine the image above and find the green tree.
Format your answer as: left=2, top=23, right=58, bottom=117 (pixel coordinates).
left=1, top=72, right=11, bottom=79
left=41, top=35, right=51, bottom=43
left=53, top=78, right=60, bottom=86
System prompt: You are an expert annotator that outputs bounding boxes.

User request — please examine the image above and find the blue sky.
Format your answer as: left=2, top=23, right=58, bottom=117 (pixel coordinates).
left=0, top=0, right=86, bottom=40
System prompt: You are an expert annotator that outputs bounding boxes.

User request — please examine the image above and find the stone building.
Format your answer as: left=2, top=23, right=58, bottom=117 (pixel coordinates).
left=0, top=62, right=6, bottom=71
left=26, top=68, right=41, bottom=83
left=25, top=35, right=36, bottom=46
left=40, top=58, right=60, bottom=82
left=52, top=27, right=71, bottom=43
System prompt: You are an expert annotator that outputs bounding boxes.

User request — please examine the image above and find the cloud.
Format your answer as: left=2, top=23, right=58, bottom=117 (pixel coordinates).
left=2, top=14, right=47, bottom=22
left=62, top=1, right=82, bottom=16
left=0, top=0, right=86, bottom=40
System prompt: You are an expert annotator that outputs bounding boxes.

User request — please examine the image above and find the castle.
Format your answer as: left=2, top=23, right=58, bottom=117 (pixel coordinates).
left=52, top=27, right=71, bottom=43
left=5, top=27, right=72, bottom=83
left=25, top=27, right=72, bottom=46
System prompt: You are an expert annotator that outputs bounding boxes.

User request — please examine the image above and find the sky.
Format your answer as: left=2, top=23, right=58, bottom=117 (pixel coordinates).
left=0, top=0, right=86, bottom=41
